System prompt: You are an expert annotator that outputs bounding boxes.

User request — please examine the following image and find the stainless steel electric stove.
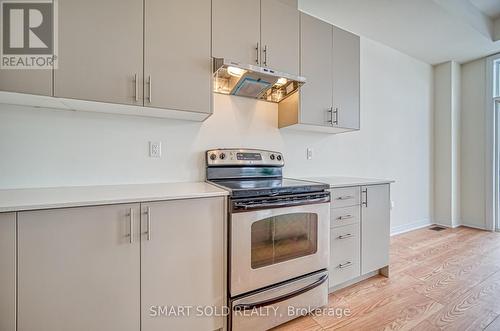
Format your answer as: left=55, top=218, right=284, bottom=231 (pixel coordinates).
left=206, top=148, right=330, bottom=331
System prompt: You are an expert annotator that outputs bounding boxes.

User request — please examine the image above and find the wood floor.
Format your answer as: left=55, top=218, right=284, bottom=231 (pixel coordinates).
left=275, top=226, right=500, bottom=331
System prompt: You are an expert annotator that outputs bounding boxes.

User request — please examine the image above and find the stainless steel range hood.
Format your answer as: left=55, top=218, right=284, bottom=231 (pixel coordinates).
left=212, top=58, right=305, bottom=103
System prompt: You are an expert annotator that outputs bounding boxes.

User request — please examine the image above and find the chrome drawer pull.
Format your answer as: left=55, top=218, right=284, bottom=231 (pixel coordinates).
left=143, top=207, right=151, bottom=241
left=127, top=208, right=134, bottom=244
left=338, top=261, right=353, bottom=269
left=337, top=234, right=354, bottom=240
left=337, top=214, right=353, bottom=221
left=336, top=195, right=354, bottom=200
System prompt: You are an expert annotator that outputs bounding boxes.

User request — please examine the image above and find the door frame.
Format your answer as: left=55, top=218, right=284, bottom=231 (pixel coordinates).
left=486, top=54, right=500, bottom=231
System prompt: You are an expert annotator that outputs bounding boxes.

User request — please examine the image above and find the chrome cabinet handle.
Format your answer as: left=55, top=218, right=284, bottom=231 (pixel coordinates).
left=336, top=195, right=354, bottom=200
left=255, top=42, right=259, bottom=64
left=147, top=75, right=152, bottom=103
left=337, top=214, right=353, bottom=221
left=128, top=208, right=134, bottom=244
left=133, top=74, right=138, bottom=102
left=327, top=107, right=333, bottom=124
left=263, top=45, right=268, bottom=66
left=144, top=207, right=151, bottom=240
left=338, top=261, right=353, bottom=269
left=337, top=233, right=354, bottom=240
left=333, top=107, right=339, bottom=125
left=362, top=188, right=368, bottom=207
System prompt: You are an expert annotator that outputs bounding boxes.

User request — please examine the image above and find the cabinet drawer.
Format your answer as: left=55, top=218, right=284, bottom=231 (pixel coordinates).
left=330, top=187, right=360, bottom=208
left=329, top=224, right=360, bottom=287
left=331, top=206, right=360, bottom=228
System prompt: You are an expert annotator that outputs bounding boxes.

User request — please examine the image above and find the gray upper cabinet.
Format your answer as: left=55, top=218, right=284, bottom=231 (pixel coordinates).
left=0, top=71, right=52, bottom=96
left=54, top=0, right=143, bottom=105
left=0, top=213, right=16, bottom=331
left=0, top=0, right=52, bottom=96
left=361, top=184, right=390, bottom=274
left=141, top=197, right=225, bottom=331
left=333, top=26, right=360, bottom=130
left=212, top=0, right=299, bottom=75
left=144, top=0, right=211, bottom=114
left=212, top=0, right=260, bottom=65
left=278, top=13, right=360, bottom=133
left=17, top=204, right=141, bottom=331
left=261, top=0, right=299, bottom=75
left=299, top=12, right=333, bottom=127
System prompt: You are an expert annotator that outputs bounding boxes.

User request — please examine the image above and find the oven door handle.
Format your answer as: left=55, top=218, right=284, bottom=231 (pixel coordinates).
left=232, top=274, right=328, bottom=311
left=235, top=196, right=330, bottom=210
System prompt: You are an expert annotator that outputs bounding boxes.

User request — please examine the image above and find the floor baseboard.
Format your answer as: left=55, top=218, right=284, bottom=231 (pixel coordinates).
left=390, top=219, right=432, bottom=236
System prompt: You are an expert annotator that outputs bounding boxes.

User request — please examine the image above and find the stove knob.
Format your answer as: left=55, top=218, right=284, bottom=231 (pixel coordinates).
left=209, top=153, right=217, bottom=161
left=219, top=153, right=226, bottom=160
left=277, top=155, right=282, bottom=161
left=269, top=154, right=275, bottom=160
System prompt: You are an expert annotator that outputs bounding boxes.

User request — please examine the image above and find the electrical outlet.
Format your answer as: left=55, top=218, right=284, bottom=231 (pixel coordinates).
left=149, top=141, right=162, bottom=158
left=306, top=148, right=313, bottom=160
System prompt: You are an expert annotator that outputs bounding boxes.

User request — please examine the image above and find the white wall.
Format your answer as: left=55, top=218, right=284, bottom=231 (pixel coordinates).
left=461, top=58, right=487, bottom=229
left=0, top=38, right=433, bottom=233
left=433, top=61, right=461, bottom=227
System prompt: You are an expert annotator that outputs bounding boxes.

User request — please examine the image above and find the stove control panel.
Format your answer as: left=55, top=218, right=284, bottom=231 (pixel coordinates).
left=206, top=149, right=284, bottom=166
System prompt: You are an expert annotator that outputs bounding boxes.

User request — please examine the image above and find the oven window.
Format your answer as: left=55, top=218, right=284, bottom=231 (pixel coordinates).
left=251, top=213, right=318, bottom=269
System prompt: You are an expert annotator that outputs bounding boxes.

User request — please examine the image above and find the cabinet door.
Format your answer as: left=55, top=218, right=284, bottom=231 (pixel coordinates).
left=144, top=0, right=211, bottom=113
left=18, top=204, right=141, bottom=331
left=0, top=70, right=52, bottom=96
left=261, top=0, right=299, bottom=75
left=55, top=0, right=143, bottom=105
left=212, top=0, right=260, bottom=65
left=0, top=0, right=52, bottom=96
left=299, top=13, right=333, bottom=126
left=361, top=184, right=390, bottom=274
left=0, top=213, right=16, bottom=331
left=141, top=197, right=225, bottom=331
left=329, top=224, right=361, bottom=287
left=332, top=26, right=360, bottom=129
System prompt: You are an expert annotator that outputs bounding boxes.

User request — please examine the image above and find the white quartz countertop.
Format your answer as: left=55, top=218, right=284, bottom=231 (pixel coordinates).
left=0, top=182, right=228, bottom=213
left=303, top=176, right=395, bottom=188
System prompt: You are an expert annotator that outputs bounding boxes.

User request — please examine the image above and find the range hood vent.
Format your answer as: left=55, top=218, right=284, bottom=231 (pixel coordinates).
left=213, top=58, right=305, bottom=103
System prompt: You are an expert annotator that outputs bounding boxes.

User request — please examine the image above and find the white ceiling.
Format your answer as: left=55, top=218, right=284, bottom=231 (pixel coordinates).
left=470, top=0, right=500, bottom=19
left=299, top=0, right=500, bottom=64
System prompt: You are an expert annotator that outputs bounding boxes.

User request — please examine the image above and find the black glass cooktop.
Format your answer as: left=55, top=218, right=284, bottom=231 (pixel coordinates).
left=209, top=178, right=329, bottom=198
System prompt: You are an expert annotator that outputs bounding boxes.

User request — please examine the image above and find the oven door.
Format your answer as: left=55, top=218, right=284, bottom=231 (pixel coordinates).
left=230, top=202, right=330, bottom=297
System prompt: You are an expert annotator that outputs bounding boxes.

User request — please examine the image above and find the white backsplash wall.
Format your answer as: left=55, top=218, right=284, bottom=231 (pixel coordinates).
left=0, top=38, right=433, bottom=232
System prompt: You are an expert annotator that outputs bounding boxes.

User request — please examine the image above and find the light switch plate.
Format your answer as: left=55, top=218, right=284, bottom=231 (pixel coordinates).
left=149, top=141, right=161, bottom=158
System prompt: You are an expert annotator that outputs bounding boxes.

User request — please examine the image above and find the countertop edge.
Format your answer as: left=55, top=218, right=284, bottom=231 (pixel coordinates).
left=0, top=183, right=229, bottom=213
left=302, top=176, right=395, bottom=189
left=327, top=180, right=395, bottom=188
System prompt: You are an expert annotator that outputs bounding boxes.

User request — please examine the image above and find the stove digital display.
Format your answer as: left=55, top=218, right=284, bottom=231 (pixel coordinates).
left=236, top=152, right=262, bottom=161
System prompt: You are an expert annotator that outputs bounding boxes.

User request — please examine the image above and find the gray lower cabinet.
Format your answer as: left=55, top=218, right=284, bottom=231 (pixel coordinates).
left=54, top=0, right=144, bottom=105
left=0, top=213, right=16, bottom=331
left=329, top=224, right=361, bottom=287
left=144, top=0, right=212, bottom=114
left=329, top=184, right=390, bottom=290
left=17, top=204, right=141, bottom=331
left=15, top=197, right=225, bottom=331
left=361, top=184, right=391, bottom=274
left=332, top=26, right=360, bottom=130
left=141, top=197, right=225, bottom=331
